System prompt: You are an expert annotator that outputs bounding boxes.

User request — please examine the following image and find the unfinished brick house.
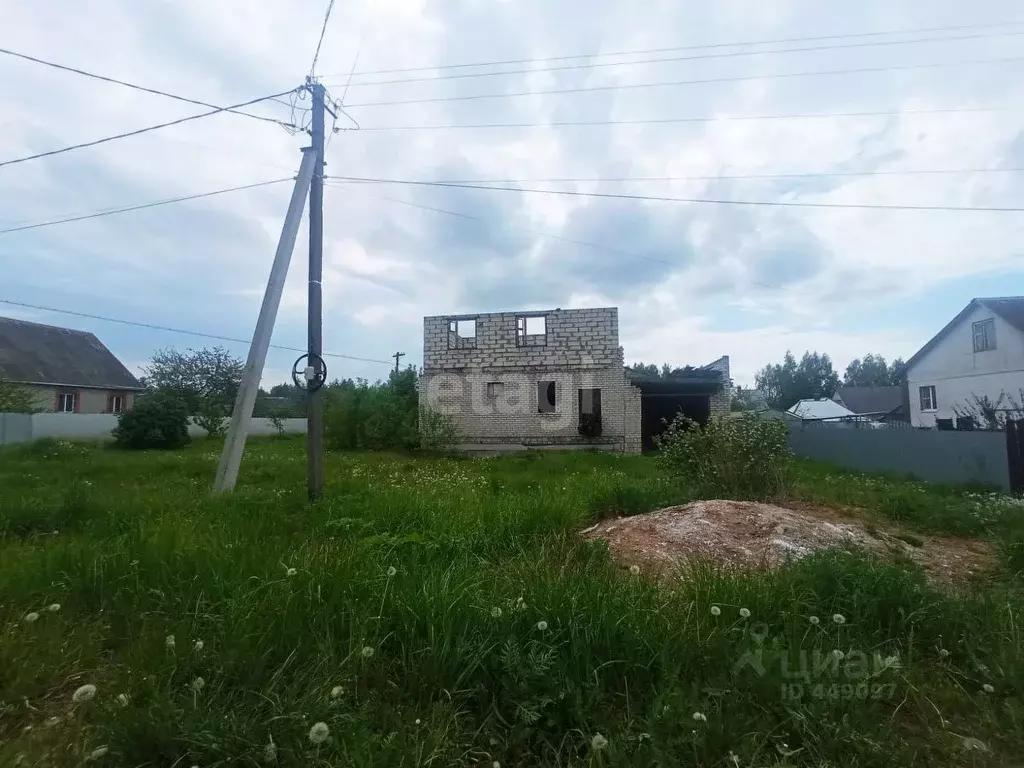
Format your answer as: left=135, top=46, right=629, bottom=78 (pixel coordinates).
left=420, top=307, right=642, bottom=452
left=419, top=307, right=731, bottom=453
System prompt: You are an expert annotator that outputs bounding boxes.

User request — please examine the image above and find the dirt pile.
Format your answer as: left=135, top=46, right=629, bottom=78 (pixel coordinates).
left=581, top=500, right=995, bottom=583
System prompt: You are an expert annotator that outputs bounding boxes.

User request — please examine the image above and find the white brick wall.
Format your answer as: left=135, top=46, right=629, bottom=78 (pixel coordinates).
left=421, top=308, right=641, bottom=452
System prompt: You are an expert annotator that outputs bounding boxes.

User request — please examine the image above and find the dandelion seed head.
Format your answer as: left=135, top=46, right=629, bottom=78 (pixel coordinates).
left=415, top=718, right=421, bottom=725
left=809, top=615, right=820, bottom=625
left=692, top=711, right=707, bottom=722
left=47, top=603, right=61, bottom=613
left=832, top=649, right=845, bottom=661
left=263, top=742, right=277, bottom=764
left=832, top=613, right=846, bottom=625
left=23, top=612, right=39, bottom=623
left=165, top=635, right=176, bottom=650
left=536, top=620, right=548, bottom=631
left=387, top=566, right=397, bottom=577
left=710, top=606, right=721, bottom=616
left=286, top=568, right=297, bottom=577
left=590, top=733, right=608, bottom=750
left=72, top=684, right=97, bottom=704
left=491, top=606, right=502, bottom=617
left=939, top=648, right=950, bottom=658
left=493, top=762, right=501, bottom=768
left=982, top=683, right=995, bottom=693
left=361, top=646, right=374, bottom=658
left=629, top=564, right=641, bottom=575
left=739, top=608, right=751, bottom=619
left=309, top=722, right=330, bottom=744
left=87, top=746, right=109, bottom=760
left=191, top=677, right=205, bottom=693
left=330, top=685, right=344, bottom=698
left=194, top=639, right=204, bottom=652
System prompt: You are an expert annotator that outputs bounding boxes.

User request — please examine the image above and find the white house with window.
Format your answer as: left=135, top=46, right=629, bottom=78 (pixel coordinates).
left=904, top=297, right=1024, bottom=428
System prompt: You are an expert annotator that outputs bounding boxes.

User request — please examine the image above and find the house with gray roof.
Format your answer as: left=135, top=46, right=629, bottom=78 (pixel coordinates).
left=0, top=316, right=144, bottom=414
left=832, top=386, right=909, bottom=423
left=904, top=297, right=1024, bottom=428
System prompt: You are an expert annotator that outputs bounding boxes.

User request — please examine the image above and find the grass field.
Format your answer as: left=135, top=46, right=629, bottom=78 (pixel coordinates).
left=1, top=437, right=1022, bottom=766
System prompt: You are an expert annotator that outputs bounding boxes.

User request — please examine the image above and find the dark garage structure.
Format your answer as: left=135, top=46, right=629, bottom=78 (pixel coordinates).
left=627, top=373, right=724, bottom=451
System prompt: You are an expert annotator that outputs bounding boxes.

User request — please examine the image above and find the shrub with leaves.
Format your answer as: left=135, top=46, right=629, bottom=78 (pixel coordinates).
left=419, top=407, right=461, bottom=452
left=0, top=379, right=37, bottom=413
left=656, top=412, right=793, bottom=499
left=194, top=397, right=228, bottom=437
left=112, top=392, right=190, bottom=450
left=267, top=409, right=287, bottom=437
left=325, top=368, right=459, bottom=452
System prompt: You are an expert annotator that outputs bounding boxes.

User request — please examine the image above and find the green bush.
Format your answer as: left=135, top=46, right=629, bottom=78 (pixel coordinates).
left=325, top=369, right=417, bottom=451
left=194, top=397, right=228, bottom=437
left=656, top=412, right=792, bottom=499
left=112, top=391, right=190, bottom=450
left=325, top=370, right=461, bottom=453
left=0, top=379, right=37, bottom=413
left=419, top=407, right=461, bottom=452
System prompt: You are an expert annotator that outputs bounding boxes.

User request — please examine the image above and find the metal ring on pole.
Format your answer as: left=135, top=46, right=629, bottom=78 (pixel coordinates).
left=291, top=353, right=327, bottom=392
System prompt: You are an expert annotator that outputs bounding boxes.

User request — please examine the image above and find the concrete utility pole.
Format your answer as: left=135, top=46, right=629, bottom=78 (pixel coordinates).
left=213, top=149, right=317, bottom=493
left=307, top=81, right=326, bottom=500
left=392, top=351, right=405, bottom=373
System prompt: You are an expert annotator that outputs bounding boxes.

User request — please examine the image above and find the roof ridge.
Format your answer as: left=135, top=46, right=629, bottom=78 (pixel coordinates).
left=0, top=314, right=93, bottom=335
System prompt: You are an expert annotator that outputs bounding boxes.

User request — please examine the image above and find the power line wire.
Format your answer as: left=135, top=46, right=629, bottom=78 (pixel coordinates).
left=344, top=55, right=1024, bottom=108
left=337, top=29, right=1024, bottom=87
left=348, top=105, right=1015, bottom=131
left=0, top=178, right=293, bottom=236
left=335, top=167, right=1024, bottom=184
left=0, top=46, right=295, bottom=128
left=329, top=19, right=1024, bottom=76
left=309, top=0, right=337, bottom=77
left=0, top=298, right=394, bottom=366
left=0, top=90, right=296, bottom=170
left=326, top=175, right=1024, bottom=212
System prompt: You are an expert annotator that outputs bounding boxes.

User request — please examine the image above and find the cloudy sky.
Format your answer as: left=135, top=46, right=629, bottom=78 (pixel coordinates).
left=1, top=0, right=1022, bottom=386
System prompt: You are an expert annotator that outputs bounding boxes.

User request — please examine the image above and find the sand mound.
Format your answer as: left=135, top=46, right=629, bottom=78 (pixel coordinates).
left=581, top=500, right=995, bottom=583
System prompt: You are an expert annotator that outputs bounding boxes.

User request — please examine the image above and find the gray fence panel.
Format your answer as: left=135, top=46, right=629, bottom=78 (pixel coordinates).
left=787, top=425, right=1010, bottom=490
left=0, top=413, right=33, bottom=445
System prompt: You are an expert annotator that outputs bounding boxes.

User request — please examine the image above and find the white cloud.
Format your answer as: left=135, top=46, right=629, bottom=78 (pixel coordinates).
left=1, top=0, right=1022, bottom=386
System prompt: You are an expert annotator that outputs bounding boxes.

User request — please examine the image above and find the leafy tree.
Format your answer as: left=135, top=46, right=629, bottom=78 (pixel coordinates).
left=0, top=380, right=37, bottom=413
left=755, top=351, right=839, bottom=410
left=731, top=386, right=764, bottom=412
left=843, top=354, right=906, bottom=386
left=142, top=347, right=243, bottom=414
left=324, top=367, right=458, bottom=452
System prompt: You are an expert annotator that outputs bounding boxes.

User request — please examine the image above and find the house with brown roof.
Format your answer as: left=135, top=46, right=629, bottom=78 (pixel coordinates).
left=0, top=316, right=144, bottom=414
left=904, top=297, right=1024, bottom=428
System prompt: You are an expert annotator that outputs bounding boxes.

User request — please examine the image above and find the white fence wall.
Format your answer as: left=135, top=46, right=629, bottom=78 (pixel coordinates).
left=0, top=413, right=307, bottom=445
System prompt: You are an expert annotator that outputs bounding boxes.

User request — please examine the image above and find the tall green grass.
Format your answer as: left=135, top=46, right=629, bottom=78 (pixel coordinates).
left=1, top=439, right=1021, bottom=766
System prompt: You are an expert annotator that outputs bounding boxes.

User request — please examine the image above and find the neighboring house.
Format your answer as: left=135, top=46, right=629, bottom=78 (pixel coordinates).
left=787, top=398, right=858, bottom=422
left=419, top=307, right=730, bottom=453
left=0, top=316, right=144, bottom=413
left=904, top=297, right=1024, bottom=428
left=833, top=386, right=909, bottom=423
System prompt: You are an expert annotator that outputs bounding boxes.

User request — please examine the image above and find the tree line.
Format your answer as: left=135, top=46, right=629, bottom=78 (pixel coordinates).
left=750, top=351, right=905, bottom=411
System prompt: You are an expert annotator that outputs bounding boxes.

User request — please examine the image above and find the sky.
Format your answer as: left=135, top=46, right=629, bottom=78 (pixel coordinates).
left=1, top=0, right=1022, bottom=387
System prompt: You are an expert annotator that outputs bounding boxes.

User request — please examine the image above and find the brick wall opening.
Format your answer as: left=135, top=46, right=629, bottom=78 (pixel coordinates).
left=537, top=380, right=556, bottom=413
